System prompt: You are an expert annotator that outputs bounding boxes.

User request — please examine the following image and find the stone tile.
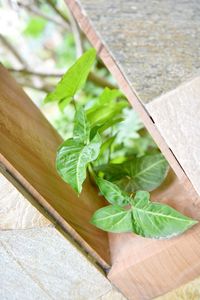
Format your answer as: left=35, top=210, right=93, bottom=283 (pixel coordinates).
left=156, top=277, right=200, bottom=300
left=0, top=174, right=50, bottom=229
left=0, top=227, right=112, bottom=300
left=99, top=288, right=127, bottom=300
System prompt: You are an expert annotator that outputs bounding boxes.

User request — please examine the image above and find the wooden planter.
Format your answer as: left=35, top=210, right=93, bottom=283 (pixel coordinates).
left=1, top=1, right=200, bottom=299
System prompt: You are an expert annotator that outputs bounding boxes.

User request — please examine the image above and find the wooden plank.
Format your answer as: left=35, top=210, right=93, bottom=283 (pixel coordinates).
left=108, top=170, right=200, bottom=299
left=147, top=77, right=200, bottom=196
left=0, top=64, right=110, bottom=268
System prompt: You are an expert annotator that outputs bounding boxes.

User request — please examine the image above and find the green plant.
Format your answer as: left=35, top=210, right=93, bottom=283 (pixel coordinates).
left=44, top=48, right=197, bottom=239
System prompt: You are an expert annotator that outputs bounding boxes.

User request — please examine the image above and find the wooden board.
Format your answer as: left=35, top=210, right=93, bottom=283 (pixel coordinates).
left=108, top=170, right=200, bottom=299
left=0, top=64, right=110, bottom=268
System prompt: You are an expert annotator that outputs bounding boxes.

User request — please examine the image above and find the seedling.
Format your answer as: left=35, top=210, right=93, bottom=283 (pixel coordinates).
left=44, top=48, right=197, bottom=239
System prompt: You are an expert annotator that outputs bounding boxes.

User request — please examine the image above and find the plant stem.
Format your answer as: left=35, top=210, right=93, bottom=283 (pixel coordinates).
left=88, top=163, right=96, bottom=185
left=108, top=128, right=114, bottom=163
left=8, top=68, right=117, bottom=89
left=88, top=72, right=117, bottom=89
left=46, top=0, right=70, bottom=25
left=16, top=1, right=69, bottom=29
left=0, top=34, right=28, bottom=67
left=71, top=97, right=77, bottom=111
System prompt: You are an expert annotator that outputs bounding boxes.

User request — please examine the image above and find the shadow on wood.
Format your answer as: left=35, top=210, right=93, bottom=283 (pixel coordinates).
left=0, top=64, right=110, bottom=268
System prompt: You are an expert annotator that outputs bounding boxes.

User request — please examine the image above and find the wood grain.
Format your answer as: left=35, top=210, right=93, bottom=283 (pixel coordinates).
left=108, top=171, right=200, bottom=299
left=0, top=64, right=110, bottom=268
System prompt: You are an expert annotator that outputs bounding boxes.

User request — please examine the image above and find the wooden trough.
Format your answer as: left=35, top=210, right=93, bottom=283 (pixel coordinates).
left=1, top=0, right=200, bottom=299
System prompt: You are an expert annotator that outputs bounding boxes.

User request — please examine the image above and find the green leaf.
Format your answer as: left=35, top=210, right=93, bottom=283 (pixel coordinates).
left=90, top=117, right=123, bottom=140
left=73, top=107, right=90, bottom=143
left=24, top=17, right=47, bottom=37
left=94, top=136, right=116, bottom=165
left=44, top=48, right=96, bottom=107
left=95, top=163, right=126, bottom=182
left=98, top=137, right=116, bottom=158
left=116, top=109, right=143, bottom=145
left=132, top=191, right=150, bottom=204
left=56, top=133, right=101, bottom=193
left=87, top=100, right=127, bottom=127
left=91, top=205, right=132, bottom=233
left=96, top=177, right=130, bottom=206
left=86, top=87, right=127, bottom=127
left=118, top=153, right=169, bottom=192
left=87, top=88, right=123, bottom=114
left=98, top=87, right=123, bottom=104
left=132, top=195, right=197, bottom=239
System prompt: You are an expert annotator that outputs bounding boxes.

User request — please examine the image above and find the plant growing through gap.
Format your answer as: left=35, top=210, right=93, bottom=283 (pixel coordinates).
left=44, top=48, right=197, bottom=239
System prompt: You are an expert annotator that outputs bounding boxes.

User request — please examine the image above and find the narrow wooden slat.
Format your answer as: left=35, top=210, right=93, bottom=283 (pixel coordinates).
left=0, top=65, right=110, bottom=268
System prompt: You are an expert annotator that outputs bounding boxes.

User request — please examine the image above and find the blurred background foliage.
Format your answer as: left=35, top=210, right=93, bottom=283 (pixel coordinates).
left=0, top=0, right=157, bottom=159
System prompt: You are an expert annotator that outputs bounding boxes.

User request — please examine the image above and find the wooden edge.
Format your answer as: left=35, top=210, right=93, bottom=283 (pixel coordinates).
left=0, top=164, right=108, bottom=277
left=108, top=224, right=200, bottom=300
left=65, top=0, right=191, bottom=186
left=0, top=155, right=110, bottom=271
left=0, top=154, right=110, bottom=271
left=0, top=63, right=110, bottom=268
left=107, top=170, right=200, bottom=299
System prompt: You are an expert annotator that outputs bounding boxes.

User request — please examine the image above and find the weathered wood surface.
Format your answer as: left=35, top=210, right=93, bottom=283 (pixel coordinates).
left=147, top=77, right=200, bottom=196
left=0, top=64, right=110, bottom=267
left=66, top=0, right=200, bottom=103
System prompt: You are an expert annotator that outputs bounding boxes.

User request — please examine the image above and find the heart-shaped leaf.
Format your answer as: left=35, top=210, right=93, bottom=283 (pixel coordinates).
left=91, top=205, right=132, bottom=233
left=96, top=177, right=130, bottom=206
left=118, top=153, right=169, bottom=192
left=94, top=163, right=127, bottom=182
left=44, top=48, right=96, bottom=108
left=132, top=195, right=197, bottom=239
left=56, top=133, right=101, bottom=193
